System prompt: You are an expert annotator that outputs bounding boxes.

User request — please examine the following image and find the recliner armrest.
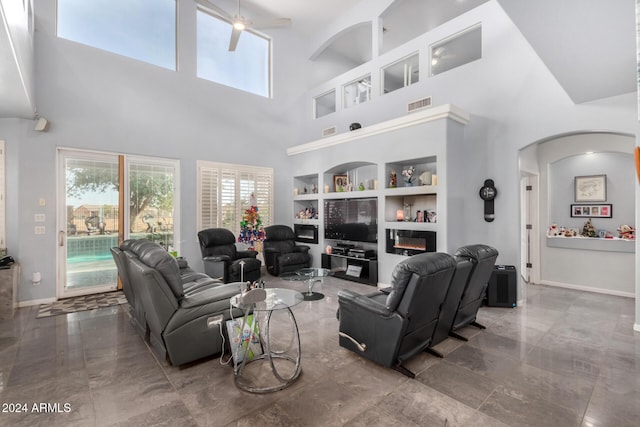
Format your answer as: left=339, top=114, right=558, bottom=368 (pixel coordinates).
left=263, top=247, right=281, bottom=254
left=338, top=290, right=391, bottom=317
left=204, top=255, right=231, bottom=262
left=237, top=250, right=258, bottom=259
left=293, top=245, right=310, bottom=254
left=180, top=282, right=242, bottom=309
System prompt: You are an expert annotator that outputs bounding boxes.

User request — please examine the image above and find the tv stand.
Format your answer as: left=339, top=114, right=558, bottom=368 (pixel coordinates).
left=321, top=253, right=377, bottom=286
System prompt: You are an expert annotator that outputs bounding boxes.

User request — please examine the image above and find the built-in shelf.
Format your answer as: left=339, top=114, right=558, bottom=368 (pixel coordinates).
left=546, top=236, right=634, bottom=253
left=289, top=103, right=469, bottom=283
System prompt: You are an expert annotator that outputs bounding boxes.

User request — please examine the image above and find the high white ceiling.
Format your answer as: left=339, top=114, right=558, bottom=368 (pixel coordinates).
left=0, top=0, right=636, bottom=119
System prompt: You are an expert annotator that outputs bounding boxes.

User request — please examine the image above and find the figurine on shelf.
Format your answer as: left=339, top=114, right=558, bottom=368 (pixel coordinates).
left=618, top=224, right=636, bottom=240
left=547, top=223, right=560, bottom=237
left=581, top=218, right=596, bottom=237
left=311, top=183, right=318, bottom=194
left=390, top=170, right=397, bottom=188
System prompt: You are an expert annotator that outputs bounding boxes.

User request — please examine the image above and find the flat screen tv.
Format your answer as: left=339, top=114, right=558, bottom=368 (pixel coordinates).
left=324, top=197, right=377, bottom=243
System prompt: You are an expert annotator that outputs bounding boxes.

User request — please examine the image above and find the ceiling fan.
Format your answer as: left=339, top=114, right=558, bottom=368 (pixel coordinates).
left=196, top=0, right=292, bottom=51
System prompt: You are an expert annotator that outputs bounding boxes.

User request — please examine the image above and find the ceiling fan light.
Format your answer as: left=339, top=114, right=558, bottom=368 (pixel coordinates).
left=233, top=20, right=245, bottom=31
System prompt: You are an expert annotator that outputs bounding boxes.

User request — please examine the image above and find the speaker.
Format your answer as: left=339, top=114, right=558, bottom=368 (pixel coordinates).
left=34, top=117, right=49, bottom=131
left=487, top=265, right=517, bottom=307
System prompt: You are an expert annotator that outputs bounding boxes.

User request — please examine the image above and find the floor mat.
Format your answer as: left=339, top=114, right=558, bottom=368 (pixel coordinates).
left=36, top=291, right=127, bottom=318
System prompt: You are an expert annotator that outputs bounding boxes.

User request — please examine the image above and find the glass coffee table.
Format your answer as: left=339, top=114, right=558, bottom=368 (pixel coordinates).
left=230, top=288, right=303, bottom=393
left=281, top=267, right=333, bottom=301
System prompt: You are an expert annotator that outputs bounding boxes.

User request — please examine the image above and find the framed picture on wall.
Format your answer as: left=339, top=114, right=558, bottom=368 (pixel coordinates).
left=575, top=174, right=607, bottom=202
left=571, top=204, right=612, bottom=218
left=333, top=175, right=348, bottom=192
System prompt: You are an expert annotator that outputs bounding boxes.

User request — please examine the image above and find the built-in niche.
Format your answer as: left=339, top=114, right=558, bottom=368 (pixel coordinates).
left=380, top=0, right=489, bottom=54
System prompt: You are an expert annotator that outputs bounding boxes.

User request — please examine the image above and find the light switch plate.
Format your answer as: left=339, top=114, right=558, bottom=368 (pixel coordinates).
left=38, top=198, right=46, bottom=206
left=34, top=226, right=45, bottom=235
left=34, top=214, right=45, bottom=222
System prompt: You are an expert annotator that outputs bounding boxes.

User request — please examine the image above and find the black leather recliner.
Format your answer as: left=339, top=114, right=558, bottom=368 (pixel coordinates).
left=337, top=252, right=457, bottom=378
left=263, top=225, right=311, bottom=276
left=426, top=257, right=474, bottom=357
left=197, top=228, right=262, bottom=283
left=449, top=244, right=499, bottom=341
left=112, top=239, right=243, bottom=366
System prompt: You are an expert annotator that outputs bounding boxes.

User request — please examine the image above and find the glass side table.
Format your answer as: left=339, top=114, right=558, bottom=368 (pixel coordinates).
left=280, top=267, right=333, bottom=301
left=230, top=288, right=303, bottom=393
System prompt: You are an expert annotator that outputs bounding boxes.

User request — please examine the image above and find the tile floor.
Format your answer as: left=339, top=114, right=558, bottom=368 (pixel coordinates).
left=0, top=277, right=638, bottom=426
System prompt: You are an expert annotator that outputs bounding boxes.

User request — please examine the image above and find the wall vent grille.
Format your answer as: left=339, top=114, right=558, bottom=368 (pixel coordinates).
left=322, top=126, right=337, bottom=137
left=407, top=97, right=432, bottom=113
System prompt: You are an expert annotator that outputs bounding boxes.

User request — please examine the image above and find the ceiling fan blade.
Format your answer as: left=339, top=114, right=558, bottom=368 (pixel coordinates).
left=228, top=27, right=242, bottom=51
left=251, top=17, right=292, bottom=30
left=195, top=0, right=233, bottom=20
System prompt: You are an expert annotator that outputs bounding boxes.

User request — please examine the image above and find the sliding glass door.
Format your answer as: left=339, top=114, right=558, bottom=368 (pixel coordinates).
left=58, top=149, right=180, bottom=298
left=58, top=150, right=120, bottom=297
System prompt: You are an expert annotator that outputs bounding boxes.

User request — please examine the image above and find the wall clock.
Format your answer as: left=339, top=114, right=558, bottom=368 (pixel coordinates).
left=479, top=179, right=497, bottom=222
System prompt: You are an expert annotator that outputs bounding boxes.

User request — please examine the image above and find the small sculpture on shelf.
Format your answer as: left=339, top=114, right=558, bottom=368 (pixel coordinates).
left=295, top=206, right=317, bottom=220
left=401, top=166, right=415, bottom=186
left=581, top=218, right=596, bottom=237
left=419, top=171, right=432, bottom=186
left=547, top=223, right=560, bottom=237
left=389, top=170, right=397, bottom=188
left=618, top=224, right=636, bottom=240
left=311, top=183, right=318, bottom=194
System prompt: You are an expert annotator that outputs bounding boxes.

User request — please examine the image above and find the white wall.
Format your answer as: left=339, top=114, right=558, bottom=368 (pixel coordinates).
left=1, top=0, right=310, bottom=303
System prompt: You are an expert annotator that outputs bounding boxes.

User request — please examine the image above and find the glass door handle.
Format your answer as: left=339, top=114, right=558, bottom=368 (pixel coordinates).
left=59, top=230, right=66, bottom=247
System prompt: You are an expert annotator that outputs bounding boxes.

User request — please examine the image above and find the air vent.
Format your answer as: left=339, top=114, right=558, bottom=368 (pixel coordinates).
left=322, top=126, right=337, bottom=137
left=407, top=97, right=432, bottom=113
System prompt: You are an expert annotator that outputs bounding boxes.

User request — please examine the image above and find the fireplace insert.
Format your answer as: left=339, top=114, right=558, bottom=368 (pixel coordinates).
left=386, top=229, right=436, bottom=256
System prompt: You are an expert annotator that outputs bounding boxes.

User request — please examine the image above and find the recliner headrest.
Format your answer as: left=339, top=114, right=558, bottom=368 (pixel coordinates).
left=128, top=239, right=183, bottom=298
left=265, top=225, right=295, bottom=241
left=387, top=252, right=457, bottom=311
left=197, top=228, right=236, bottom=247
left=454, top=244, right=499, bottom=262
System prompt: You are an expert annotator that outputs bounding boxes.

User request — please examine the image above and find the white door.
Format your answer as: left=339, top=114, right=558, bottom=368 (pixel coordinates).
left=57, top=149, right=120, bottom=298
left=520, top=174, right=539, bottom=284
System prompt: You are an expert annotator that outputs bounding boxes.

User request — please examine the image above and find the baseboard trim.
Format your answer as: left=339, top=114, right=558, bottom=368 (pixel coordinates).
left=634, top=323, right=640, bottom=332
left=538, top=280, right=635, bottom=298
left=17, top=297, right=56, bottom=308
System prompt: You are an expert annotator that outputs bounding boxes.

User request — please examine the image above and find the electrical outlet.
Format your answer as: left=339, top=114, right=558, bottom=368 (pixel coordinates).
left=34, top=226, right=45, bottom=235
left=207, top=314, right=224, bottom=328
left=34, top=213, right=45, bottom=222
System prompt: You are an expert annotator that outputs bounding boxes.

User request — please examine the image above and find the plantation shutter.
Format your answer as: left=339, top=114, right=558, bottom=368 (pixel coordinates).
left=220, top=168, right=237, bottom=232
left=197, top=161, right=273, bottom=235
left=197, top=165, right=218, bottom=229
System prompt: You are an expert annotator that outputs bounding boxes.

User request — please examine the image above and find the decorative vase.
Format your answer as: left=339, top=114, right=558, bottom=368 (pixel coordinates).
left=405, top=181, right=413, bottom=187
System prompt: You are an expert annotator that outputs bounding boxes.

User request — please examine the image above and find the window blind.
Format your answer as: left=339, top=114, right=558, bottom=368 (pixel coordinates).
left=197, top=161, right=273, bottom=235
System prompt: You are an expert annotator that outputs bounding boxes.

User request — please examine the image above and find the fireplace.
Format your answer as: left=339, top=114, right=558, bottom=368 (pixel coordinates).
left=294, top=224, right=318, bottom=244
left=386, top=229, right=436, bottom=256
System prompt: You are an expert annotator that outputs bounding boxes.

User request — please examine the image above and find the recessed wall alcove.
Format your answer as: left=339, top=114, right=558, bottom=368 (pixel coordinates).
left=519, top=132, right=636, bottom=297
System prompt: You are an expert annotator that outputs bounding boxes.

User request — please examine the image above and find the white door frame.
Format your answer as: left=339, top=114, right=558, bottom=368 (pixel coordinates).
left=56, top=148, right=119, bottom=299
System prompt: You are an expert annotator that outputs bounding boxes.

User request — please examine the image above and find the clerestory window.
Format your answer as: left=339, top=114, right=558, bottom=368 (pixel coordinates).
left=57, top=0, right=177, bottom=70
left=196, top=9, right=271, bottom=98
